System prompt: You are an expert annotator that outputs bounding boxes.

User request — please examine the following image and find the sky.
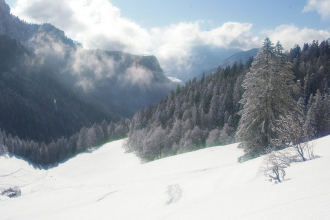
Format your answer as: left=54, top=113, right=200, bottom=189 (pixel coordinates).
left=5, top=0, right=330, bottom=77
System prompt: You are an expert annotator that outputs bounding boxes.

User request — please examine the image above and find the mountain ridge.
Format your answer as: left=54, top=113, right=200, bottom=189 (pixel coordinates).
left=196, top=48, right=257, bottom=79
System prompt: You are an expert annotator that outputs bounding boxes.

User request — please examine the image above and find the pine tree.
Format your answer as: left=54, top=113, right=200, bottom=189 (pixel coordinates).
left=0, top=130, right=8, bottom=156
left=236, top=38, right=299, bottom=160
left=206, top=129, right=220, bottom=147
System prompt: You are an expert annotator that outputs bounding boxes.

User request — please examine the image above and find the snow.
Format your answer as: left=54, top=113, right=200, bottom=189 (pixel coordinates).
left=1, top=136, right=330, bottom=219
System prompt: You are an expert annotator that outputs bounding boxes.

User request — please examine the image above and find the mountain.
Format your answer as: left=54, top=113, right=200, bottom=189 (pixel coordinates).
left=0, top=0, right=75, bottom=47
left=1, top=136, right=330, bottom=219
left=195, top=48, right=258, bottom=80
left=219, top=48, right=258, bottom=68
left=166, top=45, right=242, bottom=82
left=0, top=35, right=119, bottom=142
left=0, top=0, right=175, bottom=144
left=72, top=50, right=174, bottom=117
left=0, top=0, right=174, bottom=118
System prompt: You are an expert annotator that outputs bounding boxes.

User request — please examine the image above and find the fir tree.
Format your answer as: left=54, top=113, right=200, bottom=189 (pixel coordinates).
left=0, top=130, right=8, bottom=156
left=236, top=38, right=299, bottom=161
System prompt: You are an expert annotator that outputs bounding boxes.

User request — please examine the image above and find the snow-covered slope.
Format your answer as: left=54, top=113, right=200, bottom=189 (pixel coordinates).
left=1, top=137, right=330, bottom=219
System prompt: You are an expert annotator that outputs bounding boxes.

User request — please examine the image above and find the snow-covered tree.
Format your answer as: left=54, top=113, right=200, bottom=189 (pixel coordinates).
left=263, top=148, right=290, bottom=183
left=236, top=38, right=299, bottom=160
left=169, top=119, right=182, bottom=145
left=307, top=90, right=330, bottom=137
left=77, top=127, right=88, bottom=152
left=0, top=130, right=8, bottom=156
left=277, top=113, right=314, bottom=162
left=219, top=123, right=234, bottom=145
left=142, top=126, right=168, bottom=160
left=206, top=129, right=220, bottom=147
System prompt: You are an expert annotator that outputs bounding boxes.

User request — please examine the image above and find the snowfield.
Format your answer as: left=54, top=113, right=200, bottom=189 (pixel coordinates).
left=1, top=136, right=330, bottom=220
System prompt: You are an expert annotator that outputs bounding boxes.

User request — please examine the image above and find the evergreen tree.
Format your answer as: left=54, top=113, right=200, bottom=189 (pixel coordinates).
left=0, top=130, right=8, bottom=156
left=236, top=38, right=299, bottom=160
left=206, top=129, right=220, bottom=147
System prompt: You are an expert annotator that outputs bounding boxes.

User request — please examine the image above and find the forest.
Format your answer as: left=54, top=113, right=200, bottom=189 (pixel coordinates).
left=125, top=39, right=330, bottom=162
left=1, top=38, right=330, bottom=165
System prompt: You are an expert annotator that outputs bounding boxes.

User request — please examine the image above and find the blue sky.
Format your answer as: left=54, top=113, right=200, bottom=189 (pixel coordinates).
left=108, top=0, right=327, bottom=32
left=7, top=0, right=328, bottom=32
left=5, top=0, right=330, bottom=77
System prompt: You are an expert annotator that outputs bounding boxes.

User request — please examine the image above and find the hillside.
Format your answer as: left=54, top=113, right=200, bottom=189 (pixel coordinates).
left=0, top=35, right=118, bottom=142
left=126, top=40, right=330, bottom=162
left=0, top=0, right=176, bottom=149
left=0, top=0, right=174, bottom=119
left=1, top=136, right=330, bottom=219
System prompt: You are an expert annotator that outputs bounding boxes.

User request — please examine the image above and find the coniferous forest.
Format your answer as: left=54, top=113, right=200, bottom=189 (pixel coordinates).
left=1, top=0, right=329, bottom=166
left=125, top=39, right=330, bottom=162
left=2, top=36, right=330, bottom=165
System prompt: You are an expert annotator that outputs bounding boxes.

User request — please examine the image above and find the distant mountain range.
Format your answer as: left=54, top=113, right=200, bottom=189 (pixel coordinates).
left=167, top=45, right=243, bottom=82
left=196, top=48, right=258, bottom=79
left=219, top=48, right=258, bottom=68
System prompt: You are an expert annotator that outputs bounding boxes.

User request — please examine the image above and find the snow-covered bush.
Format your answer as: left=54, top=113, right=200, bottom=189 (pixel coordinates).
left=263, top=148, right=290, bottom=183
left=1, top=187, right=21, bottom=198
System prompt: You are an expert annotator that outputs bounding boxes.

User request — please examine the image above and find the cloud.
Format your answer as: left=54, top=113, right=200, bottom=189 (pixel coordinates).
left=12, top=0, right=330, bottom=80
left=303, top=0, right=330, bottom=20
left=25, top=29, right=161, bottom=91
left=167, top=77, right=182, bottom=83
left=118, top=65, right=154, bottom=88
left=262, top=24, right=330, bottom=50
left=75, top=78, right=95, bottom=91
left=149, top=22, right=260, bottom=76
left=27, top=31, right=117, bottom=79
left=12, top=0, right=259, bottom=77
left=28, top=32, right=68, bottom=62
left=67, top=48, right=116, bottom=80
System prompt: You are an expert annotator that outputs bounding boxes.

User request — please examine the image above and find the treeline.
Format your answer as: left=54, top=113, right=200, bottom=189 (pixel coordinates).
left=125, top=40, right=330, bottom=162
left=124, top=58, right=253, bottom=161
left=289, top=40, right=330, bottom=100
left=289, top=40, right=330, bottom=138
left=0, top=119, right=129, bottom=165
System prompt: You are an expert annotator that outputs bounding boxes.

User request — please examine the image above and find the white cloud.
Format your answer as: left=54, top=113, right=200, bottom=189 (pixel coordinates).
left=149, top=21, right=260, bottom=75
left=262, top=24, right=330, bottom=50
left=68, top=48, right=117, bottom=80
left=11, top=0, right=330, bottom=80
left=167, top=77, right=183, bottom=83
left=303, top=0, right=330, bottom=20
left=12, top=0, right=259, bottom=77
left=119, top=65, right=153, bottom=87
